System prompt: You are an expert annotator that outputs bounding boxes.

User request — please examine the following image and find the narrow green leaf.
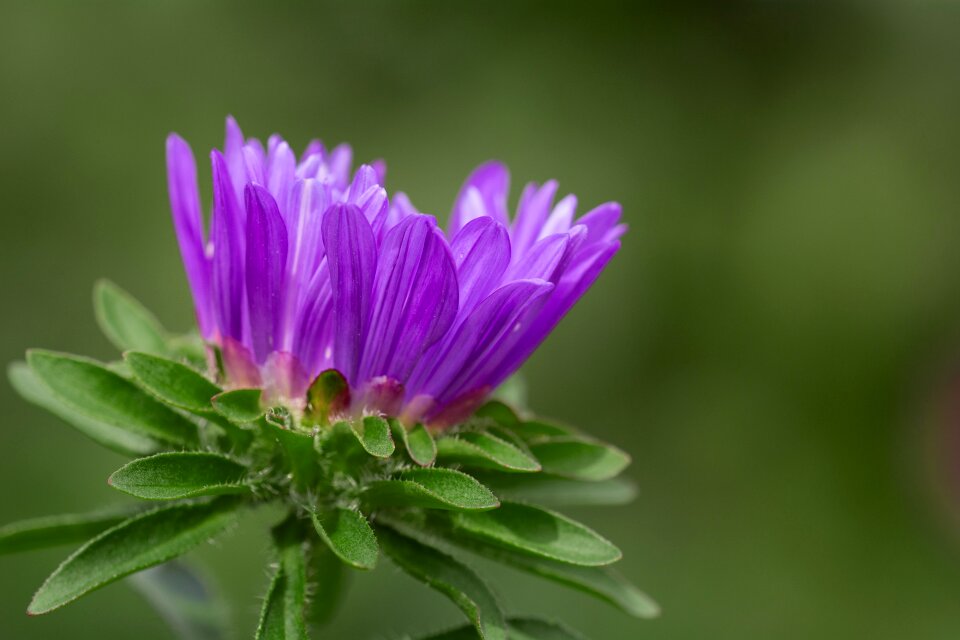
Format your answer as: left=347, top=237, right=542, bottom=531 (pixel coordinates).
left=339, top=416, right=394, bottom=458
left=257, top=522, right=308, bottom=640
left=364, top=468, right=499, bottom=512
left=109, top=452, right=249, bottom=500
left=0, top=507, right=138, bottom=555
left=211, top=388, right=264, bottom=423
left=94, top=280, right=169, bottom=355
left=381, top=514, right=657, bottom=619
left=26, top=350, right=199, bottom=448
left=420, top=617, right=587, bottom=640
left=510, top=420, right=575, bottom=442
left=8, top=361, right=160, bottom=456
left=436, top=432, right=540, bottom=473
left=128, top=560, right=229, bottom=640
left=125, top=351, right=221, bottom=414
left=311, top=508, right=378, bottom=570
left=378, top=526, right=506, bottom=640
left=391, top=421, right=438, bottom=466
left=451, top=502, right=621, bottom=567
left=526, top=437, right=630, bottom=482
left=472, top=473, right=637, bottom=507
left=28, top=499, right=240, bottom=615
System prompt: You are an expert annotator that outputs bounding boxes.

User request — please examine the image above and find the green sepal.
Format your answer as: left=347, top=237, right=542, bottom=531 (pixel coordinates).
left=390, top=419, right=437, bottom=466
left=0, top=506, right=140, bottom=555
left=510, top=420, right=576, bottom=442
left=28, top=498, right=240, bottom=615
left=256, top=517, right=308, bottom=640
left=303, top=369, right=350, bottom=427
left=311, top=508, right=378, bottom=570
left=8, top=361, right=161, bottom=456
left=124, top=351, right=221, bottom=414
left=436, top=432, right=540, bottom=473
left=94, top=279, right=170, bottom=356
left=127, top=560, right=230, bottom=640
left=526, top=436, right=631, bottom=482
left=378, top=525, right=507, bottom=640
left=108, top=452, right=250, bottom=501
left=263, top=412, right=318, bottom=487
left=450, top=502, right=621, bottom=567
left=26, top=350, right=199, bottom=449
left=211, top=388, right=264, bottom=423
left=363, top=468, right=499, bottom=512
left=474, top=401, right=521, bottom=427
left=336, top=416, right=395, bottom=458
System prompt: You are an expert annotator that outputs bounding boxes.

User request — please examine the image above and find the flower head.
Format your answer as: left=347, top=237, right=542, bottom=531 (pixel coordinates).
left=166, top=117, right=624, bottom=426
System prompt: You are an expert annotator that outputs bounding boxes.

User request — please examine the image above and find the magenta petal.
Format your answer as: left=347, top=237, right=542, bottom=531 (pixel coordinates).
left=166, top=134, right=213, bottom=338
left=245, top=185, right=289, bottom=363
left=210, top=150, right=246, bottom=341
left=449, top=161, right=510, bottom=237
left=322, top=203, right=377, bottom=384
left=449, top=217, right=511, bottom=314
left=359, top=215, right=459, bottom=385
left=262, top=351, right=310, bottom=408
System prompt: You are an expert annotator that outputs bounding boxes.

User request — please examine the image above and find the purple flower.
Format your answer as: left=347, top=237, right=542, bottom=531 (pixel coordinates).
left=166, top=118, right=624, bottom=426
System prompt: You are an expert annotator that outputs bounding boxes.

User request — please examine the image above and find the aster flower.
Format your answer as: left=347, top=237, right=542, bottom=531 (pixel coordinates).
left=167, top=117, right=625, bottom=426
left=4, top=117, right=653, bottom=640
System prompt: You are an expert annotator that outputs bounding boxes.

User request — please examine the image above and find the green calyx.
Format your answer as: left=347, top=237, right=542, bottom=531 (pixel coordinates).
left=2, top=280, right=656, bottom=640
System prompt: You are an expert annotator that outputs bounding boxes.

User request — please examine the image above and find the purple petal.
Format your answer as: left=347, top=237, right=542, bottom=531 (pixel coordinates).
left=281, top=179, right=329, bottom=349
left=242, top=144, right=265, bottom=186
left=322, top=203, right=377, bottom=384
left=371, top=159, right=387, bottom=186
left=293, top=260, right=334, bottom=376
left=576, top=202, right=624, bottom=248
left=262, top=351, right=310, bottom=407
left=223, top=116, right=247, bottom=200
left=539, top=194, right=577, bottom=239
left=449, top=217, right=511, bottom=314
left=449, top=161, right=510, bottom=237
left=359, top=215, right=459, bottom=385
left=210, top=150, right=246, bottom=341
left=346, top=165, right=378, bottom=204
left=408, top=279, right=553, bottom=402
left=267, top=141, right=296, bottom=217
left=166, top=134, right=213, bottom=338
left=327, top=144, right=353, bottom=190
left=510, top=180, right=558, bottom=257
left=222, top=337, right=262, bottom=388
left=386, top=192, right=418, bottom=236
left=245, top=185, right=289, bottom=363
left=504, top=232, right=570, bottom=283
left=357, top=185, right=389, bottom=238
left=301, top=139, right=326, bottom=164
left=429, top=279, right=554, bottom=404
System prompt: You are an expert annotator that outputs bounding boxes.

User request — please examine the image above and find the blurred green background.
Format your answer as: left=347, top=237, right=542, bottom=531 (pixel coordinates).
left=3, top=1, right=960, bottom=638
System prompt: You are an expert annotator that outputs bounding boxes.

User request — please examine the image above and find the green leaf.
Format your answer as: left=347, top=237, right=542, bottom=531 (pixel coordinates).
left=257, top=521, right=308, bottom=640
left=0, top=507, right=138, bottom=555
left=471, top=473, right=637, bottom=507
left=451, top=502, right=621, bottom=567
left=303, top=369, right=350, bottom=427
left=109, top=452, right=249, bottom=500
left=28, top=498, right=240, bottom=615
left=526, top=437, right=630, bottom=482
left=391, top=420, right=437, bottom=466
left=311, top=508, right=378, bottom=570
left=26, top=350, right=199, bottom=448
left=94, top=280, right=169, bottom=355
left=339, top=416, right=395, bottom=458
left=420, top=617, right=587, bottom=640
left=211, top=388, right=264, bottom=423
left=510, top=420, right=575, bottom=442
left=378, top=526, right=506, bottom=640
left=363, top=468, right=499, bottom=512
left=128, top=561, right=229, bottom=640
left=436, top=432, right=540, bottom=473
left=307, top=544, right=348, bottom=626
left=8, top=361, right=160, bottom=456
left=125, top=351, right=221, bottom=414
left=381, top=514, right=657, bottom=619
